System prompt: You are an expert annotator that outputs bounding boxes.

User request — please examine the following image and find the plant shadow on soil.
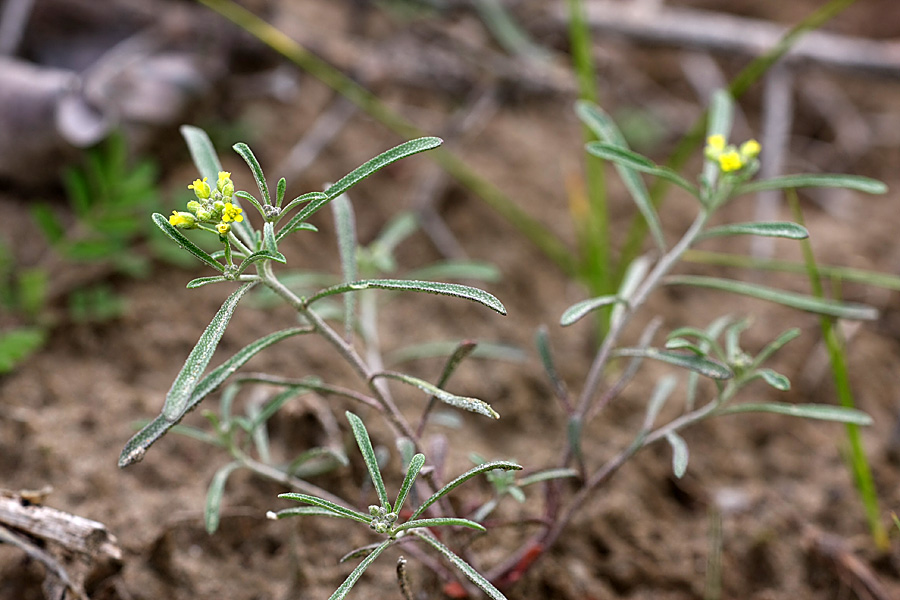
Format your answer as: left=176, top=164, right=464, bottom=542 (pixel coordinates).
left=3, top=1, right=900, bottom=599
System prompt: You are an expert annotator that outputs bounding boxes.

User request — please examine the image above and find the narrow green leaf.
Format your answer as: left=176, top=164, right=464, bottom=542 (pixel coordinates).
left=233, top=142, right=270, bottom=205
left=666, top=275, right=879, bottom=321
left=119, top=327, right=310, bottom=467
left=719, top=402, right=872, bottom=425
left=394, top=517, right=486, bottom=534
left=338, top=543, right=385, bottom=564
left=575, top=102, right=666, bottom=251
left=328, top=539, right=392, bottom=600
left=756, top=368, right=791, bottom=391
left=518, top=468, right=579, bottom=487
left=698, top=222, right=809, bottom=241
left=373, top=372, right=499, bottom=419
left=261, top=222, right=286, bottom=263
left=233, top=190, right=266, bottom=217
left=180, top=125, right=222, bottom=181
left=236, top=250, right=286, bottom=275
left=750, top=328, right=801, bottom=370
left=411, top=530, right=508, bottom=600
left=665, top=431, right=689, bottom=478
left=205, top=461, right=242, bottom=534
left=151, top=213, right=224, bottom=272
left=644, top=375, right=678, bottom=430
left=737, top=174, right=887, bottom=196
left=613, top=348, right=733, bottom=380
left=279, top=191, right=329, bottom=221
left=664, top=338, right=705, bottom=355
left=560, top=295, right=621, bottom=327
left=325, top=137, right=443, bottom=200
left=345, top=412, right=390, bottom=508
left=268, top=506, right=343, bottom=520
left=187, top=276, right=231, bottom=289
left=249, top=386, right=311, bottom=432
left=276, top=177, right=286, bottom=207
left=535, top=326, right=566, bottom=401
left=307, top=279, right=506, bottom=315
left=612, top=254, right=652, bottom=328
left=585, top=142, right=698, bottom=195
left=287, top=446, right=350, bottom=478
left=276, top=194, right=332, bottom=242
left=278, top=492, right=372, bottom=524
left=162, top=283, right=256, bottom=421
left=410, top=460, right=521, bottom=521
left=331, top=194, right=358, bottom=339
left=393, top=453, right=425, bottom=514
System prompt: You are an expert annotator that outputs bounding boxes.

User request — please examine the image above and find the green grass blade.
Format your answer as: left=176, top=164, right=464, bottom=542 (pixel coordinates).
left=373, top=372, right=499, bottom=419
left=345, top=412, right=390, bottom=508
left=325, top=137, right=443, bottom=200
left=162, top=283, right=256, bottom=421
left=307, top=279, right=506, bottom=315
left=233, top=142, right=271, bottom=205
left=666, top=275, right=878, bottom=321
left=119, top=327, right=310, bottom=467
left=737, top=174, right=887, bottom=196
left=205, top=461, right=242, bottom=534
left=151, top=213, right=224, bottom=272
left=718, top=402, right=872, bottom=425
left=698, top=222, right=808, bottom=241
left=278, top=492, right=371, bottom=524
left=613, top=348, right=733, bottom=380
left=328, top=539, right=393, bottom=600
left=410, top=460, right=521, bottom=521
left=411, top=530, right=508, bottom=600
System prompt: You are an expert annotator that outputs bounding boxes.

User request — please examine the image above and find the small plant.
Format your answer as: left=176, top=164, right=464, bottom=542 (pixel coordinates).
left=119, top=126, right=515, bottom=597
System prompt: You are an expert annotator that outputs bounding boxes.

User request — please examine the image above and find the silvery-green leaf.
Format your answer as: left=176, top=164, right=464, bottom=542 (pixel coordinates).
left=410, top=531, right=508, bottom=600
left=276, top=177, right=286, bottom=207
left=613, top=348, right=733, bottom=380
left=664, top=337, right=705, bottom=355
left=406, top=261, right=501, bottom=283
left=307, top=279, right=506, bottom=315
left=162, top=283, right=256, bottom=421
left=236, top=250, right=286, bottom=275
left=187, top=276, right=231, bottom=289
left=205, top=461, right=242, bottom=534
left=394, top=453, right=426, bottom=514
left=152, top=213, right=223, bottom=272
left=560, top=295, right=621, bottom=327
left=119, top=327, right=310, bottom=467
left=737, top=174, right=887, bottom=196
left=328, top=539, right=392, bottom=600
left=410, top=460, right=521, bottom=521
left=287, top=446, right=349, bottom=478
left=644, top=375, right=678, bottom=430
left=268, top=506, right=343, bottom=520
left=698, top=222, right=809, bottom=241
left=278, top=492, right=371, bottom=524
left=393, top=517, right=485, bottom=534
left=233, top=142, right=270, bottom=205
left=702, top=90, right=734, bottom=188
left=276, top=194, right=332, bottom=242
left=518, top=468, right=579, bottom=487
left=330, top=194, right=358, bottom=339
left=665, top=431, right=689, bottom=478
left=373, top=372, right=499, bottom=419
left=585, top=142, right=698, bottom=195
left=262, top=222, right=285, bottom=263
left=750, top=328, right=801, bottom=370
left=666, top=275, right=878, bottom=321
left=612, top=254, right=652, bottom=328
left=345, top=412, right=390, bottom=508
left=718, top=402, right=872, bottom=425
left=279, top=191, right=328, bottom=223
left=575, top=101, right=666, bottom=251
left=325, top=137, right=443, bottom=200
left=233, top=190, right=265, bottom=217
left=756, top=368, right=791, bottom=391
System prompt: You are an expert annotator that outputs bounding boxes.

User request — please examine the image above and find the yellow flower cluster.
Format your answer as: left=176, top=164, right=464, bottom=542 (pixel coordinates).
left=170, top=171, right=243, bottom=236
left=704, top=135, right=760, bottom=173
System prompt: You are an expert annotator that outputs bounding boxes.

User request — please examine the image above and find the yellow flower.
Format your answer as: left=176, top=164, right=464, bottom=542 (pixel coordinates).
left=718, top=151, right=743, bottom=173
left=221, top=202, right=243, bottom=223
left=217, top=171, right=234, bottom=196
left=169, top=211, right=197, bottom=228
left=216, top=222, right=231, bottom=235
left=740, top=139, right=761, bottom=159
left=706, top=135, right=726, bottom=152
